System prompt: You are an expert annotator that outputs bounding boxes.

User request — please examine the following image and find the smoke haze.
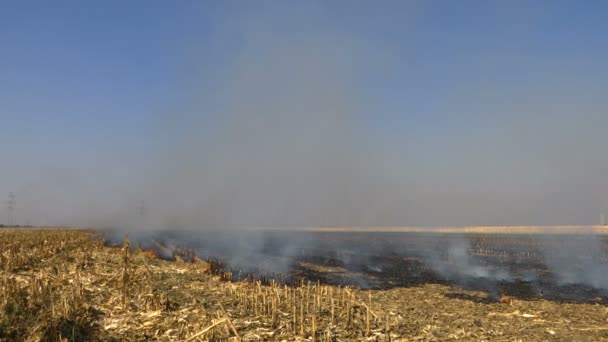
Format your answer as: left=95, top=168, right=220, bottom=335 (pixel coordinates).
left=2, top=2, right=608, bottom=229
left=3, top=2, right=608, bottom=299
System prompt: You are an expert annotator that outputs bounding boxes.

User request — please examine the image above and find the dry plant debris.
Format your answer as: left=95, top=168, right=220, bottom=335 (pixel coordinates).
left=1, top=228, right=607, bottom=341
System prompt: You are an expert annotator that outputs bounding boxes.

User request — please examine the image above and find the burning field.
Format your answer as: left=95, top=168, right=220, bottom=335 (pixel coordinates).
left=1, top=228, right=608, bottom=341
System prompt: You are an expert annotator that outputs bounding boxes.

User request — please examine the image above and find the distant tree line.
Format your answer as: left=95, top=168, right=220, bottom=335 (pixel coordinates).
left=0, top=224, right=35, bottom=228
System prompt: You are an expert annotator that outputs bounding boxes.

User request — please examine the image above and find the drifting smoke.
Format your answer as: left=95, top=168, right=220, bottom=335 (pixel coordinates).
left=88, top=4, right=389, bottom=232
left=5, top=3, right=608, bottom=228
left=3, top=3, right=608, bottom=296
left=541, top=235, right=608, bottom=289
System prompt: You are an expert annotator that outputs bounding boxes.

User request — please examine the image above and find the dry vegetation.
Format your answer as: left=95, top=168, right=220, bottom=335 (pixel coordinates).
left=1, top=229, right=608, bottom=341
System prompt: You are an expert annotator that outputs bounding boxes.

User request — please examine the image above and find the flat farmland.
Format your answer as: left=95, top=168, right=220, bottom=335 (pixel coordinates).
left=2, top=227, right=608, bottom=341
left=141, top=228, right=608, bottom=298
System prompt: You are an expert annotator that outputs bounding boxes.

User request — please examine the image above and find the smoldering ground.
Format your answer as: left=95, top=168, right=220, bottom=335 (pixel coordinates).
left=109, top=228, right=608, bottom=304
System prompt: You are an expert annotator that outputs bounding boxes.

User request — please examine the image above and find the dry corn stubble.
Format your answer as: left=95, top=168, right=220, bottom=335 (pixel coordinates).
left=1, top=228, right=608, bottom=341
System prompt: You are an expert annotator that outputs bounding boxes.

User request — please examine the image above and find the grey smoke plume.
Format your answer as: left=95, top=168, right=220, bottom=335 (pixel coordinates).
left=3, top=3, right=388, bottom=229
left=541, top=235, right=608, bottom=289
left=3, top=2, right=608, bottom=296
left=4, top=3, right=608, bottom=228
left=113, top=5, right=390, bottom=231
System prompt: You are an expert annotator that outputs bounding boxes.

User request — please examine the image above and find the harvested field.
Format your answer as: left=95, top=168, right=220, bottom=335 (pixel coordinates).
left=1, top=228, right=608, bottom=341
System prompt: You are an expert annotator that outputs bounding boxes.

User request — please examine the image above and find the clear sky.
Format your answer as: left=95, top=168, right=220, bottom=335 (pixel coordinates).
left=1, top=1, right=607, bottom=227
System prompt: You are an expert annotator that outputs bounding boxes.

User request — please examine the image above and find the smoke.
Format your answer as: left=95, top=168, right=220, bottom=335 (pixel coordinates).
left=4, top=2, right=608, bottom=228
left=424, top=238, right=511, bottom=282
left=2, top=2, right=608, bottom=297
left=540, top=235, right=608, bottom=289
left=112, top=3, right=391, bottom=231
left=1, top=3, right=388, bottom=229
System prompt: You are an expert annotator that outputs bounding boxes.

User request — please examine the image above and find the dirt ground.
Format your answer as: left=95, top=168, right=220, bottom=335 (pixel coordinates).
left=1, top=229, right=607, bottom=341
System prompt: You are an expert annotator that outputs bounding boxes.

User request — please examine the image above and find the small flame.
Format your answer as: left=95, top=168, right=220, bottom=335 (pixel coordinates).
left=142, top=249, right=158, bottom=259
left=499, top=295, right=513, bottom=305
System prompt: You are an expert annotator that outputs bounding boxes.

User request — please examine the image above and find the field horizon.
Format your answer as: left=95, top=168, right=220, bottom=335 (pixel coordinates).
left=245, top=225, right=608, bottom=235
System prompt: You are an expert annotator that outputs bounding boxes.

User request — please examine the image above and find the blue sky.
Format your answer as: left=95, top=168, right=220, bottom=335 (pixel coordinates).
left=1, top=1, right=608, bottom=227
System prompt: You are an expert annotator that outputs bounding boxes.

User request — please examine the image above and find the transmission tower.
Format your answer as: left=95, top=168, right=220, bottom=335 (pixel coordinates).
left=7, top=192, right=16, bottom=226
left=137, top=200, right=147, bottom=217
